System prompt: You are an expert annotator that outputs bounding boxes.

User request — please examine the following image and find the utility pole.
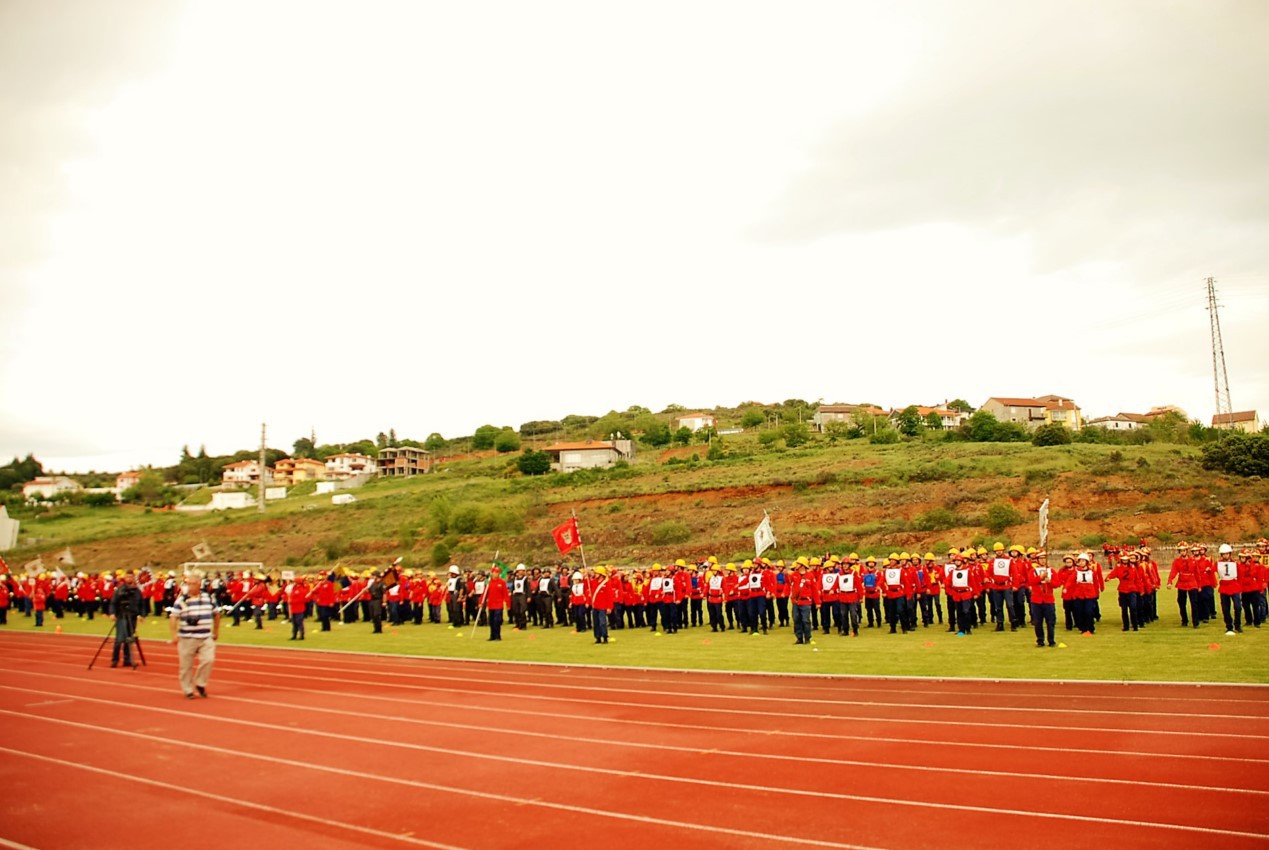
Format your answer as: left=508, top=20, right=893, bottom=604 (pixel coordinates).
left=258, top=422, right=266, bottom=514
left=1205, top=276, right=1233, bottom=423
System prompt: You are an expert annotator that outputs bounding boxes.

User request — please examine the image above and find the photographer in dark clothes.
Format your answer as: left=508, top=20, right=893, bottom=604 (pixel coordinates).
left=109, top=571, right=144, bottom=668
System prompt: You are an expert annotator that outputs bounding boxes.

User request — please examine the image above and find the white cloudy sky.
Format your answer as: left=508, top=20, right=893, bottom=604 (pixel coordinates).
left=2, top=0, right=1266, bottom=472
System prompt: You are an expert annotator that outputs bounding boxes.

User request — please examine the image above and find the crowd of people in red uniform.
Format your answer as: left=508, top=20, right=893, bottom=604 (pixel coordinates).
left=2, top=539, right=1265, bottom=644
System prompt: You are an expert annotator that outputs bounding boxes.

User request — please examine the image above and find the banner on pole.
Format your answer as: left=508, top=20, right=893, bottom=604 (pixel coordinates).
left=192, top=541, right=213, bottom=560
left=56, top=547, right=75, bottom=567
left=754, top=511, right=776, bottom=558
left=552, top=518, right=582, bottom=555
left=1038, top=498, right=1050, bottom=549
left=24, top=558, right=44, bottom=576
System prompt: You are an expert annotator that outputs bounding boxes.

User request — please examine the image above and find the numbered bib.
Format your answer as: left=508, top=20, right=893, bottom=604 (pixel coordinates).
left=1076, top=570, right=1094, bottom=585
left=993, top=559, right=1011, bottom=578
left=822, top=575, right=836, bottom=592
left=749, top=574, right=763, bottom=591
left=571, top=582, right=584, bottom=597
left=839, top=573, right=855, bottom=593
left=650, top=578, right=663, bottom=591
left=952, top=569, right=969, bottom=589
left=1218, top=561, right=1238, bottom=581
left=885, top=568, right=902, bottom=586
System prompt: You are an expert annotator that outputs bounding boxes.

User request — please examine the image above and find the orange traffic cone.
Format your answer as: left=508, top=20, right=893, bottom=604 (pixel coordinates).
left=55, top=624, right=62, bottom=634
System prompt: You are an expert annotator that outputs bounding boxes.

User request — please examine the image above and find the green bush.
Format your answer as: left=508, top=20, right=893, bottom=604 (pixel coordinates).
left=516, top=449, right=551, bottom=476
left=983, top=502, right=1023, bottom=534
left=1032, top=424, right=1073, bottom=446
left=431, top=542, right=451, bottom=567
left=913, top=507, right=961, bottom=532
left=1080, top=533, right=1107, bottom=548
left=869, top=429, right=900, bottom=445
left=1201, top=433, right=1269, bottom=477
left=650, top=520, right=692, bottom=545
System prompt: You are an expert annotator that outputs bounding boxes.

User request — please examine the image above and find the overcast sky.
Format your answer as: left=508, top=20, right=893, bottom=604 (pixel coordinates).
left=2, top=0, right=1266, bottom=473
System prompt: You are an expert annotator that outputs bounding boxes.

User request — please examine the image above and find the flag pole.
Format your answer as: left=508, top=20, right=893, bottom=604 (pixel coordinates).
left=572, top=509, right=588, bottom=571
left=470, top=550, right=499, bottom=640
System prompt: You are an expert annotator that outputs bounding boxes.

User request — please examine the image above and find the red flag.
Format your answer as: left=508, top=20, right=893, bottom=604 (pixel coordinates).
left=552, top=518, right=582, bottom=555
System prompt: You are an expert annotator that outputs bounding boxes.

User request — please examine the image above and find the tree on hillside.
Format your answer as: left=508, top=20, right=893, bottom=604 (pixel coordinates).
left=740, top=408, right=765, bottom=429
left=292, top=436, right=317, bottom=458
left=519, top=420, right=560, bottom=437
left=516, top=449, right=551, bottom=476
left=424, top=432, right=447, bottom=452
left=1032, top=423, right=1073, bottom=446
left=894, top=406, right=923, bottom=437
left=673, top=426, right=693, bottom=446
left=924, top=412, right=944, bottom=431
left=640, top=421, right=672, bottom=447
left=962, top=411, right=1002, bottom=442
left=472, top=425, right=499, bottom=450
left=782, top=422, right=810, bottom=447
left=1201, top=433, right=1269, bottom=477
left=494, top=428, right=521, bottom=453
left=947, top=399, right=974, bottom=413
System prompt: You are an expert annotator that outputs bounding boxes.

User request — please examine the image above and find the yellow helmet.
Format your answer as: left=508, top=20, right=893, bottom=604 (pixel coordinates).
left=992, top=542, right=1005, bottom=552
left=708, top=555, right=718, bottom=564
left=849, top=552, right=859, bottom=561
left=725, top=563, right=737, bottom=572
left=888, top=553, right=899, bottom=561
left=899, top=552, right=910, bottom=560
left=1025, top=547, right=1037, bottom=556
left=947, top=548, right=960, bottom=556
left=594, top=566, right=607, bottom=576
left=924, top=552, right=936, bottom=561
left=976, top=546, right=988, bottom=555
left=675, top=559, right=687, bottom=567
left=796, top=556, right=809, bottom=566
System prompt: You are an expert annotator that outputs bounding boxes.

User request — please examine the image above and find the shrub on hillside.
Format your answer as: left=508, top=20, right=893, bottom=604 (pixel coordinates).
left=983, top=502, right=1023, bottom=534
left=494, top=428, right=521, bottom=453
left=1201, top=433, right=1269, bottom=477
left=1032, top=424, right=1073, bottom=446
left=516, top=449, right=551, bottom=476
left=869, top=429, right=900, bottom=445
left=650, top=520, right=692, bottom=546
left=913, top=507, right=961, bottom=532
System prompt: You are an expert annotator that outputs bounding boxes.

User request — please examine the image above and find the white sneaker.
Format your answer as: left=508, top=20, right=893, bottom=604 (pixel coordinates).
left=1225, top=630, right=1236, bottom=636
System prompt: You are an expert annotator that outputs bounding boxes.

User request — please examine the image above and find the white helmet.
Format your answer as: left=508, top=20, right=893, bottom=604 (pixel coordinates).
left=1218, top=544, right=1233, bottom=555
left=571, top=571, right=583, bottom=581
left=448, top=564, right=460, bottom=575
left=516, top=563, right=527, bottom=572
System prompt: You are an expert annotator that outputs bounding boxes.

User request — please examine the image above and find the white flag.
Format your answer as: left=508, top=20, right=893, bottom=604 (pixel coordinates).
left=1038, top=498, right=1050, bottom=549
left=57, top=547, right=75, bottom=566
left=754, top=512, right=776, bottom=558
left=192, top=541, right=213, bottom=560
left=23, top=557, right=44, bottom=576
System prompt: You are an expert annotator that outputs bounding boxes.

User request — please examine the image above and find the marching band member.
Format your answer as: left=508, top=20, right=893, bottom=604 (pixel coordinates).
left=789, top=561, right=819, bottom=645
left=1028, top=554, right=1058, bottom=648
left=1166, top=542, right=1200, bottom=628
left=1215, top=544, right=1243, bottom=635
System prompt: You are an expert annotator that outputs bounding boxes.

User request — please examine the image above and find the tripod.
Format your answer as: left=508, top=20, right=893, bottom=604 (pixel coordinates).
left=88, top=615, right=147, bottom=671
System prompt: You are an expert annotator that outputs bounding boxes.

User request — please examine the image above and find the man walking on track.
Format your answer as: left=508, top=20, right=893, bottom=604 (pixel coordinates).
left=168, top=570, right=219, bottom=699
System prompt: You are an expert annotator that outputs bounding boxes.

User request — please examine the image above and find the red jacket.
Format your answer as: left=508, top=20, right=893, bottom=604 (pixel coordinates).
left=590, top=577, right=615, bottom=612
left=1216, top=560, right=1241, bottom=595
left=986, top=557, right=1013, bottom=590
left=881, top=565, right=913, bottom=600
left=1027, top=567, right=1058, bottom=605
left=819, top=570, right=839, bottom=603
left=837, top=569, right=862, bottom=604
left=1105, top=563, right=1143, bottom=595
left=1168, top=557, right=1198, bottom=591
left=285, top=582, right=311, bottom=612
left=1065, top=565, right=1103, bottom=600
left=945, top=563, right=980, bottom=602
left=789, top=573, right=820, bottom=606
left=484, top=577, right=509, bottom=611
left=706, top=573, right=725, bottom=603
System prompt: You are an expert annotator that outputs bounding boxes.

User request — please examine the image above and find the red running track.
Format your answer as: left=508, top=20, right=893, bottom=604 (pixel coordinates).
left=1, top=631, right=1267, bottom=850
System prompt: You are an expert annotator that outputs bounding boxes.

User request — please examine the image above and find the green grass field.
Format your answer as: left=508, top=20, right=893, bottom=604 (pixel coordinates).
left=13, top=588, right=1267, bottom=684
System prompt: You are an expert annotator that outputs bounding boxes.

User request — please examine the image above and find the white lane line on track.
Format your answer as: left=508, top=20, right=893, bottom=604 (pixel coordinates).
left=115, top=664, right=1269, bottom=739
left=10, top=632, right=1269, bottom=707
left=0, top=837, right=39, bottom=850
left=1, top=705, right=1265, bottom=845
left=7, top=664, right=1266, bottom=769
left=0, top=710, right=883, bottom=850
left=10, top=675, right=1261, bottom=799
left=176, top=652, right=1269, bottom=721
left=0, top=745, right=469, bottom=850
left=4, top=661, right=1268, bottom=759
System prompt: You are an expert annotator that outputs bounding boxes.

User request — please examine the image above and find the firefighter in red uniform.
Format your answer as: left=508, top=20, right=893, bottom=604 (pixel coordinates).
left=285, top=577, right=311, bottom=640
left=1215, top=544, right=1243, bottom=634
left=819, top=559, right=839, bottom=635
left=1240, top=549, right=1264, bottom=629
left=881, top=555, right=911, bottom=634
left=1067, top=553, right=1103, bottom=634
left=1028, top=555, right=1058, bottom=647
left=838, top=558, right=862, bottom=636
left=1166, top=542, right=1200, bottom=628
left=484, top=565, right=510, bottom=641
left=946, top=554, right=981, bottom=636
left=1193, top=544, right=1217, bottom=624
left=1105, top=554, right=1142, bottom=631
left=789, top=561, right=820, bottom=645
left=590, top=566, right=615, bottom=644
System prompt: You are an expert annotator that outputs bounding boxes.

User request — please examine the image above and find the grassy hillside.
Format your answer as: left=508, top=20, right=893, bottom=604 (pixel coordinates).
left=6, top=436, right=1268, bottom=573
